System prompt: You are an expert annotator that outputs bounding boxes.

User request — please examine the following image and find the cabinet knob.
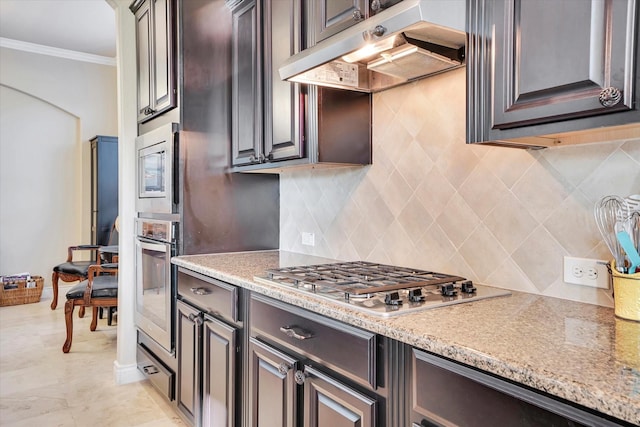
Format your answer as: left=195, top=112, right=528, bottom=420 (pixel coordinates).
left=277, top=363, right=291, bottom=376
left=143, top=107, right=156, bottom=115
left=371, top=0, right=381, bottom=11
left=294, top=370, right=307, bottom=386
left=188, top=313, right=203, bottom=326
left=352, top=9, right=363, bottom=21
left=599, top=87, right=622, bottom=107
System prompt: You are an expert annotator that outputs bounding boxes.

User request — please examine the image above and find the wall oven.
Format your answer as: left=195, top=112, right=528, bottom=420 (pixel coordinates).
left=135, top=217, right=177, bottom=353
left=136, top=122, right=179, bottom=214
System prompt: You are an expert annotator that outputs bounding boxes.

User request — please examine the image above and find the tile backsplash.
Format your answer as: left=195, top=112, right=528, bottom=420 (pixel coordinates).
left=280, top=68, right=640, bottom=307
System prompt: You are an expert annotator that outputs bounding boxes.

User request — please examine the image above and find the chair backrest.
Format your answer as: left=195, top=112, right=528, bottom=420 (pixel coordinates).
left=107, top=216, right=119, bottom=246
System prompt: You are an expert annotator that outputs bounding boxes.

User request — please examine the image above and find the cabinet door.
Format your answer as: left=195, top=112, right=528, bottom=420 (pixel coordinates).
left=133, top=0, right=176, bottom=123
left=150, top=0, right=176, bottom=116
left=176, top=301, right=201, bottom=426
left=314, top=0, right=368, bottom=43
left=248, top=338, right=298, bottom=427
left=263, top=0, right=304, bottom=162
left=135, top=0, right=153, bottom=122
left=231, top=0, right=263, bottom=166
left=491, top=0, right=635, bottom=130
left=202, top=317, right=237, bottom=427
left=303, top=365, right=377, bottom=427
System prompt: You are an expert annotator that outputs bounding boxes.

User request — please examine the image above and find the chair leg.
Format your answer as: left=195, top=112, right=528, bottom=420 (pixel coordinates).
left=62, top=300, right=75, bottom=353
left=51, top=271, right=59, bottom=310
left=79, top=306, right=85, bottom=318
left=90, top=307, right=99, bottom=331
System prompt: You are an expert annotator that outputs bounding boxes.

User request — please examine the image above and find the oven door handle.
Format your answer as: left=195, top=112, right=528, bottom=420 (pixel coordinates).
left=136, top=237, right=170, bottom=252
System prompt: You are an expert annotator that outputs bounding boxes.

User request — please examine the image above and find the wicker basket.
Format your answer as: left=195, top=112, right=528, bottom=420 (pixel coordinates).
left=0, top=276, right=44, bottom=306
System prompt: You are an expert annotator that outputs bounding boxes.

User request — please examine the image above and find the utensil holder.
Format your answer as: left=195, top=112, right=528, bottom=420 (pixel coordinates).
left=609, top=260, right=640, bottom=322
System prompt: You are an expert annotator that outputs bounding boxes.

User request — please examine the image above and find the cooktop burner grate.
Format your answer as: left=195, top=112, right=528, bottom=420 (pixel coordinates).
left=265, top=261, right=466, bottom=295
left=256, top=260, right=512, bottom=317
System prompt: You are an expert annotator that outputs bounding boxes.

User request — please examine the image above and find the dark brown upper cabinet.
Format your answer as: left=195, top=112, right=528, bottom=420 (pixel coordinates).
left=131, top=0, right=177, bottom=124
left=230, top=0, right=372, bottom=172
left=230, top=0, right=304, bottom=168
left=467, top=0, right=640, bottom=148
left=314, top=0, right=369, bottom=43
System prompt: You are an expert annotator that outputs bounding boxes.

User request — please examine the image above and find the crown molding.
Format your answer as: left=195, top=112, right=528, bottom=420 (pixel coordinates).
left=0, top=37, right=116, bottom=67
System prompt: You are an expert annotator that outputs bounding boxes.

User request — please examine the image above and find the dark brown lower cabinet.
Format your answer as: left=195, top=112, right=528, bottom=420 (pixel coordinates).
left=409, top=348, right=625, bottom=427
left=248, top=337, right=377, bottom=427
left=177, top=300, right=239, bottom=427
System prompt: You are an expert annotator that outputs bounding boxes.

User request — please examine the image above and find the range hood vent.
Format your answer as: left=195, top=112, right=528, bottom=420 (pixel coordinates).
left=279, top=0, right=467, bottom=93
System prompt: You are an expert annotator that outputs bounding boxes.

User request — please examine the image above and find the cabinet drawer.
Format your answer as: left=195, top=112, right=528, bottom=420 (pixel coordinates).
left=178, top=268, right=239, bottom=323
left=137, top=344, right=174, bottom=401
left=250, top=294, right=377, bottom=389
left=410, top=349, right=620, bottom=427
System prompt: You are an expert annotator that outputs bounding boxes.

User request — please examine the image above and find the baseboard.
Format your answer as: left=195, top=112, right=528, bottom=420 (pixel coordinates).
left=113, top=360, right=144, bottom=385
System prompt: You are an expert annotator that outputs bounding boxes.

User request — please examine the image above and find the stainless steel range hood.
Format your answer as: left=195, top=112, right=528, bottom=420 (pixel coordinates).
left=279, top=0, right=466, bottom=93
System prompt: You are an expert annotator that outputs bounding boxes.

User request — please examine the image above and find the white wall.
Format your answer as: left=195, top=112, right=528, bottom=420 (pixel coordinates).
left=0, top=47, right=116, bottom=285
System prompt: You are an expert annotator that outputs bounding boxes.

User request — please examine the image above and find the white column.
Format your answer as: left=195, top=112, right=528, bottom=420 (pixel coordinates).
left=108, top=0, right=143, bottom=384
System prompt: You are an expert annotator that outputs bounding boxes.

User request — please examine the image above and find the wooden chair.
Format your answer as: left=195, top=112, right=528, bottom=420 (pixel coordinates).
left=51, top=218, right=119, bottom=311
left=62, top=263, right=118, bottom=353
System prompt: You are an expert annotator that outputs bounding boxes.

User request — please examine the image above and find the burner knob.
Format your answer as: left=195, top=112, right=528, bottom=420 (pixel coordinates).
left=441, top=283, right=457, bottom=297
left=461, top=280, right=476, bottom=294
left=408, top=288, right=426, bottom=302
left=384, top=291, right=403, bottom=305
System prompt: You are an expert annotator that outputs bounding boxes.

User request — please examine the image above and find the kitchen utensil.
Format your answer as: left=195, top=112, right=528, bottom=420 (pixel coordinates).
left=626, top=194, right=640, bottom=213
left=616, top=230, right=640, bottom=274
left=595, top=196, right=628, bottom=272
left=629, top=211, right=640, bottom=254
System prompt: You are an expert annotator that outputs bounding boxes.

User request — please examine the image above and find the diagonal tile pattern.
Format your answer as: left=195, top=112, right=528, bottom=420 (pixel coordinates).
left=280, top=67, right=640, bottom=307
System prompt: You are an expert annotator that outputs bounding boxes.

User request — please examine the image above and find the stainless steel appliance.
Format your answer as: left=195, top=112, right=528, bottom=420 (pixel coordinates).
left=254, top=261, right=510, bottom=317
left=279, top=0, right=466, bottom=92
left=135, top=217, right=177, bottom=353
left=135, top=122, right=179, bottom=214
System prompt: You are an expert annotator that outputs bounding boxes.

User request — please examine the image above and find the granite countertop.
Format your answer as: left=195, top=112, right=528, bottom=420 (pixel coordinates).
left=172, top=250, right=640, bottom=425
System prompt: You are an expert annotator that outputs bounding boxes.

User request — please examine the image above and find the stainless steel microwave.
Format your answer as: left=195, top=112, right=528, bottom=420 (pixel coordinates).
left=136, top=122, right=179, bottom=214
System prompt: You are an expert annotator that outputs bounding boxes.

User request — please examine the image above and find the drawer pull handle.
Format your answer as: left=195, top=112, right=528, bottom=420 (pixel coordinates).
left=279, top=325, right=314, bottom=340
left=143, top=365, right=159, bottom=375
left=190, top=287, right=211, bottom=295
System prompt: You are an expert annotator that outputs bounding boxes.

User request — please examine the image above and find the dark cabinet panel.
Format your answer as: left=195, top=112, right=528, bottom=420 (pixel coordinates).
left=132, top=0, right=177, bottom=123
left=314, top=0, right=368, bottom=42
left=409, top=348, right=621, bottom=426
left=248, top=337, right=298, bottom=427
left=493, top=0, right=634, bottom=128
left=90, top=135, right=118, bottom=246
left=263, top=0, right=304, bottom=162
left=304, top=365, right=377, bottom=427
left=231, top=0, right=262, bottom=166
left=202, top=316, right=237, bottom=427
left=176, top=301, right=199, bottom=426
left=467, top=0, right=640, bottom=147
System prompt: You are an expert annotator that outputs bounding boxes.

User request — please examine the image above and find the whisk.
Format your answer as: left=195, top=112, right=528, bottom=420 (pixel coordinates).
left=594, top=195, right=627, bottom=272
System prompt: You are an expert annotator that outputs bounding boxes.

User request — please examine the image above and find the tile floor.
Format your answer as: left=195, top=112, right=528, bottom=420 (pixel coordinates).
left=0, top=292, right=185, bottom=427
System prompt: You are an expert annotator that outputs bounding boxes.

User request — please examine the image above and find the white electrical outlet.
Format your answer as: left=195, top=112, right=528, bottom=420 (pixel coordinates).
left=301, top=232, right=315, bottom=246
left=563, top=257, right=609, bottom=289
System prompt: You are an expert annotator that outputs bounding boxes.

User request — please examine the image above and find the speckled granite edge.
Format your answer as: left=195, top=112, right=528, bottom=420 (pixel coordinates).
left=173, top=252, right=640, bottom=425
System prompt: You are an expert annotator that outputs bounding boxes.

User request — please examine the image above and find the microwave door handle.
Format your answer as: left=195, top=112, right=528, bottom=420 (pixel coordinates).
left=172, top=131, right=179, bottom=206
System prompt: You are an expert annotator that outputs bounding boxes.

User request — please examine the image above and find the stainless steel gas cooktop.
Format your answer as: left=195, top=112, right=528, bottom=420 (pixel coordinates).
left=254, top=261, right=511, bottom=317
